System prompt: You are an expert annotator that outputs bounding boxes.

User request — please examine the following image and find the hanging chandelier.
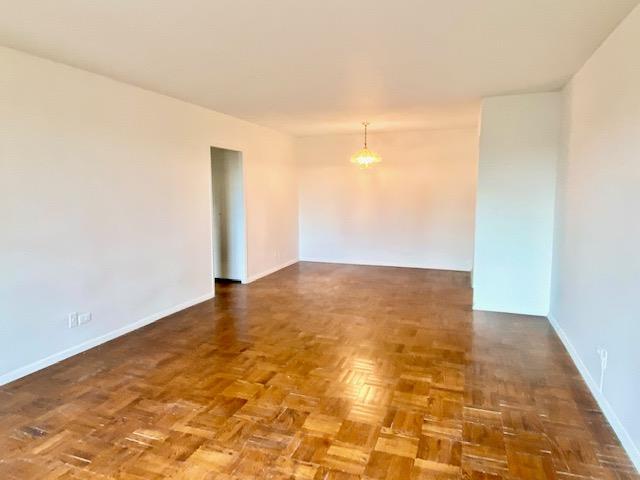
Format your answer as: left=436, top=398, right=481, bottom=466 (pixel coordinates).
left=350, top=121, right=381, bottom=168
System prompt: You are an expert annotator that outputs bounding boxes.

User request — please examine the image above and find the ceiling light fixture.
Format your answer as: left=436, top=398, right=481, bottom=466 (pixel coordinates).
left=350, top=122, right=381, bottom=168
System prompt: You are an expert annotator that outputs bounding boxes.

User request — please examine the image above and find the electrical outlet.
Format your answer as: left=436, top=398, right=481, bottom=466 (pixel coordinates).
left=78, top=312, right=92, bottom=325
left=68, top=312, right=78, bottom=328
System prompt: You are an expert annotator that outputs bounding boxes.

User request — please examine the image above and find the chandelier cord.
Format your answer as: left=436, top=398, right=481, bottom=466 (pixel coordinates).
left=363, top=121, right=368, bottom=148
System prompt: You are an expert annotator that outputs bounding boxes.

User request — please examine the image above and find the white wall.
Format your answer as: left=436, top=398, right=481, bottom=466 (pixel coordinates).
left=296, top=128, right=479, bottom=271
left=473, top=93, right=561, bottom=315
left=0, top=46, right=298, bottom=383
left=550, top=5, right=640, bottom=468
left=211, top=148, right=245, bottom=281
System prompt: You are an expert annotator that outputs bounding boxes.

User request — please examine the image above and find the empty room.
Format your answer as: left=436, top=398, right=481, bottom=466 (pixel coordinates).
left=1, top=1, right=639, bottom=479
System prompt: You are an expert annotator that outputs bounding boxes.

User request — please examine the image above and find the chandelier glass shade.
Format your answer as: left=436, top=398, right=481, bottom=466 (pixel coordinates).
left=351, top=122, right=381, bottom=168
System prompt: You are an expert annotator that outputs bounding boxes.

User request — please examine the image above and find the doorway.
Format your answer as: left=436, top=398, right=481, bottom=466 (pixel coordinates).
left=210, top=147, right=247, bottom=283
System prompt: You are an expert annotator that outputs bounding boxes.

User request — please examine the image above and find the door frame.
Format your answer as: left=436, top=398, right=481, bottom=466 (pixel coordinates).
left=209, top=145, right=248, bottom=286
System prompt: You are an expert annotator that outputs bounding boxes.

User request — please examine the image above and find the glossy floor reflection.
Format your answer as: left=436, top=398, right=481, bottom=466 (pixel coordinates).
left=0, top=262, right=636, bottom=479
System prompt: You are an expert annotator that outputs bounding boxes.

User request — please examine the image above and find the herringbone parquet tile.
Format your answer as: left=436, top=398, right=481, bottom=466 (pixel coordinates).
left=0, top=262, right=636, bottom=479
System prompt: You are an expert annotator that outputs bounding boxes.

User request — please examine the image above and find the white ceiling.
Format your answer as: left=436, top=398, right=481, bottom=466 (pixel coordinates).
left=1, top=0, right=637, bottom=135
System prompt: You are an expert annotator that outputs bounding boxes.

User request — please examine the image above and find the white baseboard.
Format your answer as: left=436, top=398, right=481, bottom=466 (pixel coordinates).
left=0, top=291, right=215, bottom=387
left=548, top=314, right=640, bottom=472
left=299, top=257, right=470, bottom=272
left=245, top=259, right=298, bottom=283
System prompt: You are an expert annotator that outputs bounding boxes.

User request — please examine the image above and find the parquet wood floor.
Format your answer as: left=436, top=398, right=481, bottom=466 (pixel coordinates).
left=0, top=262, right=637, bottom=479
